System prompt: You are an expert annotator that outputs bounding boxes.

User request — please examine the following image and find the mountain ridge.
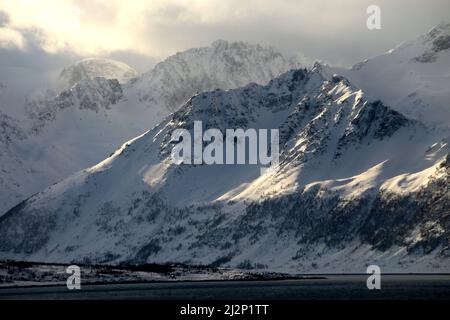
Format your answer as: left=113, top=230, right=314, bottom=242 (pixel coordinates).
left=327, top=21, right=450, bottom=128
left=1, top=67, right=448, bottom=273
left=0, top=40, right=304, bottom=215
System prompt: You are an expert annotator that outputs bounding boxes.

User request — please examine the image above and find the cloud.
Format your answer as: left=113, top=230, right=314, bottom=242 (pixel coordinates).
left=0, top=0, right=449, bottom=67
left=0, top=29, right=80, bottom=95
left=0, top=10, right=9, bottom=26
left=0, top=10, right=24, bottom=49
left=0, top=27, right=25, bottom=49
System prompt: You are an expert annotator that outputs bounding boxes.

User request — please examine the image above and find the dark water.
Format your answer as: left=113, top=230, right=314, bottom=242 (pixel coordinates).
left=0, top=275, right=449, bottom=300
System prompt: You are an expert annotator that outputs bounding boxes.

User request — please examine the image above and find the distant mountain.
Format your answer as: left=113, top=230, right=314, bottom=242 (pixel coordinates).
left=57, top=58, right=138, bottom=91
left=328, top=22, right=450, bottom=128
left=1, top=66, right=448, bottom=273
left=0, top=40, right=305, bottom=215
left=133, top=39, right=303, bottom=112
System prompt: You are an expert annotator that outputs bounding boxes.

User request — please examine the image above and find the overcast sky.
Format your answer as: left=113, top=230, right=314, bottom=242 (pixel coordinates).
left=1, top=0, right=450, bottom=75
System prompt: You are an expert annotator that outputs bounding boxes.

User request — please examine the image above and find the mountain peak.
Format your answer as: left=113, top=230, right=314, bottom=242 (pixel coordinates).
left=425, top=21, right=450, bottom=40
left=58, top=58, right=138, bottom=92
left=211, top=39, right=230, bottom=48
left=135, top=40, right=304, bottom=112
left=424, top=22, right=450, bottom=53
left=27, top=77, right=123, bottom=132
left=328, top=21, right=450, bottom=128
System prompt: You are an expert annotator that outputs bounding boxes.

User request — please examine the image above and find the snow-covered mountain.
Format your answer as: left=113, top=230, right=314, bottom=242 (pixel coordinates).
left=133, top=39, right=303, bottom=112
left=0, top=40, right=304, bottom=215
left=1, top=66, right=448, bottom=273
left=328, top=22, right=450, bottom=128
left=57, top=58, right=138, bottom=91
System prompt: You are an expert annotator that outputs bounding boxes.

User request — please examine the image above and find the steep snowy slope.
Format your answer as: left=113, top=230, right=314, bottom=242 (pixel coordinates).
left=1, top=66, right=448, bottom=273
left=328, top=22, right=450, bottom=128
left=0, top=41, right=303, bottom=215
left=58, top=58, right=138, bottom=91
left=0, top=111, right=28, bottom=211
left=0, top=78, right=137, bottom=213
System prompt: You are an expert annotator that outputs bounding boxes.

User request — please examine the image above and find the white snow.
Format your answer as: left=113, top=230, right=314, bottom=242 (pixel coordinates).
left=1, top=66, right=448, bottom=273
left=326, top=22, right=450, bottom=128
left=0, top=40, right=303, bottom=215
left=57, top=58, right=138, bottom=91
